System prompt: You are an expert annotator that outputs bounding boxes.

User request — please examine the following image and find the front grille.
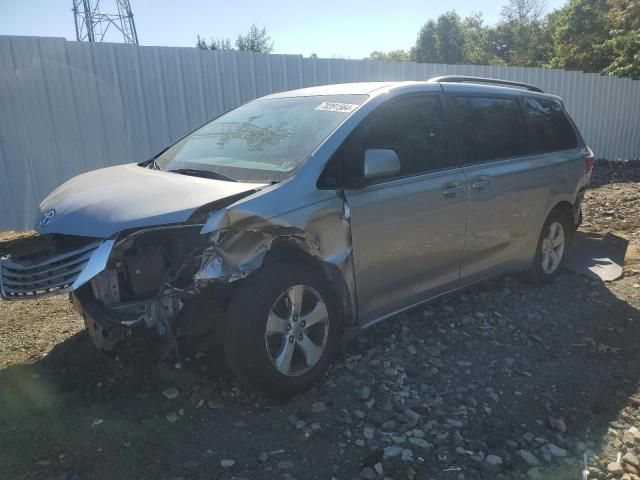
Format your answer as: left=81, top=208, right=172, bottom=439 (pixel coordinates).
left=0, top=241, right=101, bottom=299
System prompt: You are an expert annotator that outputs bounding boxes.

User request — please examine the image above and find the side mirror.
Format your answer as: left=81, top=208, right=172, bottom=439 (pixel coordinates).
left=363, top=149, right=401, bottom=181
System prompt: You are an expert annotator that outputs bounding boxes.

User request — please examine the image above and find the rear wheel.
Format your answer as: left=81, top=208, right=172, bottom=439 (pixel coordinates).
left=529, top=209, right=571, bottom=284
left=224, top=260, right=342, bottom=399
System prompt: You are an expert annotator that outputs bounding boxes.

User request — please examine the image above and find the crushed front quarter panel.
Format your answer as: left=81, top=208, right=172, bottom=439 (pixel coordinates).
left=195, top=181, right=357, bottom=321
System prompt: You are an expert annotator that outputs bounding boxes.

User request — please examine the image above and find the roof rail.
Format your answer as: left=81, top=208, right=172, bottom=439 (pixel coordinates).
left=429, top=75, right=544, bottom=93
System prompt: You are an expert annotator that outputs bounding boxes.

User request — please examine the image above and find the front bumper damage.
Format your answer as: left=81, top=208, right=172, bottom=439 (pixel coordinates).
left=0, top=227, right=207, bottom=353
left=0, top=192, right=356, bottom=355
left=71, top=287, right=134, bottom=351
left=0, top=237, right=114, bottom=299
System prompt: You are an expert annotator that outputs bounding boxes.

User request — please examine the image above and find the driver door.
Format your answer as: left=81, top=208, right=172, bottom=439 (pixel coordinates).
left=336, top=93, right=469, bottom=325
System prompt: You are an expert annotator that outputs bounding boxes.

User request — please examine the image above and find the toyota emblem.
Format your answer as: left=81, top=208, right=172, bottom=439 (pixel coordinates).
left=39, top=209, right=56, bottom=227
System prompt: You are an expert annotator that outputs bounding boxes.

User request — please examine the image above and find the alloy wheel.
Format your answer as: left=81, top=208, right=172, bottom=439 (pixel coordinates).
left=541, top=221, right=565, bottom=274
left=264, top=285, right=330, bottom=376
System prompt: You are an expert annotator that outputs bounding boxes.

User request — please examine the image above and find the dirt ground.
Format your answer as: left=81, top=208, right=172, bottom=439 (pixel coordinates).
left=1, top=164, right=640, bottom=480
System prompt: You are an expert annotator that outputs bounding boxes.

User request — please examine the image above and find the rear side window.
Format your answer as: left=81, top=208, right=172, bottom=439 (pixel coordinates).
left=523, top=97, right=578, bottom=153
left=450, top=96, right=527, bottom=164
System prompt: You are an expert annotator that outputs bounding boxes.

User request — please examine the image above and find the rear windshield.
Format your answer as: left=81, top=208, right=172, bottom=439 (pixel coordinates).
left=522, top=97, right=578, bottom=153
left=155, top=94, right=367, bottom=183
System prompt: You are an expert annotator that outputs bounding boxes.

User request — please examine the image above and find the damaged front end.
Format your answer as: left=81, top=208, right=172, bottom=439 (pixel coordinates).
left=72, top=225, right=210, bottom=352
left=0, top=234, right=113, bottom=299
left=1, top=186, right=356, bottom=362
left=0, top=225, right=229, bottom=354
left=0, top=190, right=357, bottom=356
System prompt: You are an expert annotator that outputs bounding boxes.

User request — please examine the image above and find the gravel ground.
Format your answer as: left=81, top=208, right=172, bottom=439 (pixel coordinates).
left=1, top=163, right=640, bottom=480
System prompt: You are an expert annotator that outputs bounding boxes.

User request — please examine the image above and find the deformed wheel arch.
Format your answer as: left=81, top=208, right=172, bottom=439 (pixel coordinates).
left=258, top=240, right=357, bottom=331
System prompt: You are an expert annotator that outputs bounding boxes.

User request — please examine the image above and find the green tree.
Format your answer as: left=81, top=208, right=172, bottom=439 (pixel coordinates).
left=436, top=11, right=465, bottom=63
left=488, top=0, right=554, bottom=66
left=548, top=0, right=611, bottom=72
left=607, top=0, right=640, bottom=30
left=602, top=0, right=640, bottom=78
left=412, top=12, right=465, bottom=64
left=501, top=0, right=546, bottom=22
left=369, top=50, right=411, bottom=62
left=461, top=13, right=504, bottom=64
left=601, top=32, right=640, bottom=78
left=236, top=24, right=274, bottom=54
left=196, top=35, right=232, bottom=50
left=412, top=20, right=439, bottom=63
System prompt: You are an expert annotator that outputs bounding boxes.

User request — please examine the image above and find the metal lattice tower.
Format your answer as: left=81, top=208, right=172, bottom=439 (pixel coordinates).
left=73, top=0, right=139, bottom=44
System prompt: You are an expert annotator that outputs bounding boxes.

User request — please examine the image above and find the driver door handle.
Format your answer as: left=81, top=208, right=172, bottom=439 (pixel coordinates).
left=442, top=183, right=466, bottom=198
left=471, top=177, right=491, bottom=191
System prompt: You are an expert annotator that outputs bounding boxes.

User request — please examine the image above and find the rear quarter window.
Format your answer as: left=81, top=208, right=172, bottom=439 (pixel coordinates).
left=523, top=97, right=578, bottom=153
left=450, top=96, right=528, bottom=164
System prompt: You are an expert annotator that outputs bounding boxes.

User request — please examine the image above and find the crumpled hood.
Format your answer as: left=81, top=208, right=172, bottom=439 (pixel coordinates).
left=36, top=164, right=264, bottom=238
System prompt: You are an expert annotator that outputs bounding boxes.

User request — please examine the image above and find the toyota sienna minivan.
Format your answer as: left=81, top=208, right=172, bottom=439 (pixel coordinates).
left=0, top=76, right=593, bottom=398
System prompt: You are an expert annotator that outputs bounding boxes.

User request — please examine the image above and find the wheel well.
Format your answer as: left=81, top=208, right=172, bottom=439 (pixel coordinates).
left=550, top=201, right=576, bottom=241
left=261, top=241, right=356, bottom=328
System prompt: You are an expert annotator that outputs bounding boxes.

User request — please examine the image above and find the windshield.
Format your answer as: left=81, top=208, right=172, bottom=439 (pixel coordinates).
left=155, top=94, right=367, bottom=182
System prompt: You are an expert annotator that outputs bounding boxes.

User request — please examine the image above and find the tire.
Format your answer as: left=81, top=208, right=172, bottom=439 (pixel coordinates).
left=528, top=209, right=572, bottom=284
left=224, top=260, right=343, bottom=399
left=575, top=205, right=583, bottom=229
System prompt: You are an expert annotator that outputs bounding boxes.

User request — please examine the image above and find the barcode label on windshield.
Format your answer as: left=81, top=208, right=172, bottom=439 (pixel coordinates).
left=315, top=102, right=359, bottom=113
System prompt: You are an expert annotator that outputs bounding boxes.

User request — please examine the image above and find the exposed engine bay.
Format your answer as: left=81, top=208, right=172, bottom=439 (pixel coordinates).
left=76, top=225, right=241, bottom=357
left=0, top=227, right=233, bottom=357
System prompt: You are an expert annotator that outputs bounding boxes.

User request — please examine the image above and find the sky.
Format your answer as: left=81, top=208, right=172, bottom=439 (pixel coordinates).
left=1, top=0, right=567, bottom=59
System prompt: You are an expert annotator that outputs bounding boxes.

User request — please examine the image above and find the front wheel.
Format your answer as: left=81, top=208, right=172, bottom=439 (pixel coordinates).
left=528, top=210, right=571, bottom=284
left=223, top=260, right=343, bottom=399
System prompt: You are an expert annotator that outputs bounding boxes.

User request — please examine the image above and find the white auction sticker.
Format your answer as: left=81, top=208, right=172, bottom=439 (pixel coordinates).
left=314, top=102, right=359, bottom=113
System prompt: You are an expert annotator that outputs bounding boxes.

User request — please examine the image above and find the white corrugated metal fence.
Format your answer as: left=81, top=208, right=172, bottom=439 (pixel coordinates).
left=1, top=35, right=639, bottom=231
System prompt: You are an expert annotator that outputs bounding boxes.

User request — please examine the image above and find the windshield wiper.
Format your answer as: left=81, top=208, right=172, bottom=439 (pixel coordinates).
left=168, top=168, right=237, bottom=182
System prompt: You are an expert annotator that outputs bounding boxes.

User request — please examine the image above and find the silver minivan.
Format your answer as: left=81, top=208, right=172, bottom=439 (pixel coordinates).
left=0, top=76, right=593, bottom=398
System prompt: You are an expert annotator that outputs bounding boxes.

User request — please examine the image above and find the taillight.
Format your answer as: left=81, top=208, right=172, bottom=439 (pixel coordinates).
left=584, top=148, right=595, bottom=171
